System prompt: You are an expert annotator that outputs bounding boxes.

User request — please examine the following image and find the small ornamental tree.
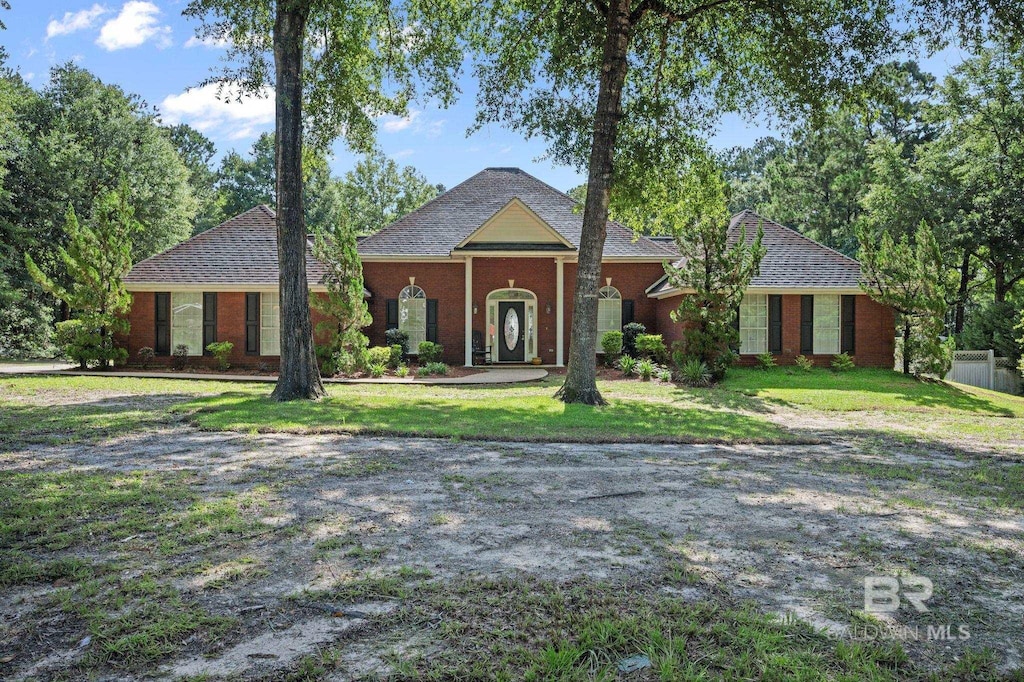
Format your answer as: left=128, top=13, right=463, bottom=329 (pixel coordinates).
left=661, top=161, right=765, bottom=381
left=311, top=218, right=371, bottom=374
left=25, top=184, right=136, bottom=368
left=858, top=221, right=951, bottom=376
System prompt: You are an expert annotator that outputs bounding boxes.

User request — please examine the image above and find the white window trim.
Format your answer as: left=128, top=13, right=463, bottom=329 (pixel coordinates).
left=399, top=284, right=427, bottom=354
left=813, top=294, right=841, bottom=355
left=597, top=286, right=622, bottom=348
left=739, top=293, right=768, bottom=355
left=260, top=293, right=280, bottom=356
left=170, top=292, right=204, bottom=356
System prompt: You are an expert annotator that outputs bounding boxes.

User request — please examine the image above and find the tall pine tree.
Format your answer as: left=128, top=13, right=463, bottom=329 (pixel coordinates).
left=311, top=216, right=371, bottom=374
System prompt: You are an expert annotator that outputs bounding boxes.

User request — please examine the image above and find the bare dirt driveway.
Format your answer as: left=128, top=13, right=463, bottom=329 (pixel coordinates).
left=3, top=415, right=1023, bottom=680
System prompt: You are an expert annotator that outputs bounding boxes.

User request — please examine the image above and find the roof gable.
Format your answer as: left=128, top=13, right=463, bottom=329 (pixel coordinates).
left=456, top=198, right=574, bottom=249
left=357, top=167, right=675, bottom=259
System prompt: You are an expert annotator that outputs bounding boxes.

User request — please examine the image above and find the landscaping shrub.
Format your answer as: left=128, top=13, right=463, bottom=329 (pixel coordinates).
left=395, top=364, right=410, bottom=378
left=677, top=357, right=712, bottom=387
left=368, top=362, right=386, bottom=378
left=622, top=322, right=646, bottom=357
left=831, top=352, right=856, bottom=372
left=601, top=331, right=623, bottom=366
left=137, top=346, right=155, bottom=369
left=418, top=341, right=444, bottom=364
left=637, top=358, right=655, bottom=381
left=205, top=341, right=234, bottom=371
left=385, top=328, right=409, bottom=356
left=55, top=319, right=103, bottom=369
left=658, top=369, right=673, bottom=382
left=634, top=334, right=667, bottom=362
left=388, top=344, right=403, bottom=368
left=171, top=344, right=189, bottom=370
left=618, top=355, right=637, bottom=377
left=794, top=354, right=814, bottom=372
left=755, top=352, right=776, bottom=370
left=416, top=365, right=431, bottom=377
left=425, top=361, right=448, bottom=375
left=367, top=346, right=393, bottom=367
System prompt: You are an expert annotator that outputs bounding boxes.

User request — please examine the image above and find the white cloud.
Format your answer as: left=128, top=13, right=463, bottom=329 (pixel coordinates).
left=159, top=83, right=275, bottom=139
left=46, top=4, right=108, bottom=40
left=391, top=149, right=415, bottom=159
left=184, top=34, right=230, bottom=49
left=381, top=110, right=420, bottom=133
left=96, top=2, right=171, bottom=51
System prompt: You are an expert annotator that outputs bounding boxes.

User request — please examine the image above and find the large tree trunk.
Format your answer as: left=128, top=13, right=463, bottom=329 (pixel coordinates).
left=992, top=259, right=1007, bottom=303
left=271, top=0, right=325, bottom=401
left=555, top=0, right=632, bottom=406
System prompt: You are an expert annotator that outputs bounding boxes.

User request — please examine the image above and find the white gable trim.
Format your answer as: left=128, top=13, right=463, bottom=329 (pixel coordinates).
left=455, top=198, right=575, bottom=249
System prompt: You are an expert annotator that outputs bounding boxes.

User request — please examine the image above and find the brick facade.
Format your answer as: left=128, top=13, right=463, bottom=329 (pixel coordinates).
left=654, top=292, right=895, bottom=368
left=124, top=265, right=895, bottom=369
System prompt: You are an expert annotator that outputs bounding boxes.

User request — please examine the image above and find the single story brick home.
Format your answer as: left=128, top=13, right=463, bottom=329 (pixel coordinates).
left=123, top=167, right=895, bottom=368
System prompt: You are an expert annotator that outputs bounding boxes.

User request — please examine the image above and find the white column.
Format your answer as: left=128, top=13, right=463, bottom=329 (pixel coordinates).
left=556, top=257, right=564, bottom=367
left=464, top=256, right=473, bottom=367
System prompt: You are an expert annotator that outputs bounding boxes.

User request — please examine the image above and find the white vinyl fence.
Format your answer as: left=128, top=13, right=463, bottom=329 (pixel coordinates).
left=948, top=350, right=1022, bottom=395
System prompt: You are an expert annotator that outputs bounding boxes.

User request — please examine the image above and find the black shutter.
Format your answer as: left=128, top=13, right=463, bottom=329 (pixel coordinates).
left=768, top=295, right=782, bottom=354
left=426, top=299, right=438, bottom=343
left=202, top=293, right=217, bottom=354
left=841, top=295, right=856, bottom=354
left=621, top=300, right=635, bottom=328
left=245, top=293, right=260, bottom=355
left=800, top=295, right=814, bottom=354
left=154, top=292, right=170, bottom=355
left=386, top=299, right=399, bottom=330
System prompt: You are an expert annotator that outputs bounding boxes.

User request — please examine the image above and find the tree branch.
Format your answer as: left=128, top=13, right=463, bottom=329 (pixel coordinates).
left=631, top=0, right=736, bottom=25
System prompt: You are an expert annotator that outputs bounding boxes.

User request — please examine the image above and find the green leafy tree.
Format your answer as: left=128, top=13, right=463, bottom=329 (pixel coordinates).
left=340, top=150, right=442, bottom=235
left=311, top=217, right=372, bottom=373
left=166, top=123, right=223, bottom=235
left=1017, top=309, right=1024, bottom=375
left=471, top=0, right=905, bottom=404
left=858, top=222, right=951, bottom=376
left=660, top=160, right=765, bottom=381
left=24, top=185, right=137, bottom=369
left=185, top=0, right=464, bottom=400
left=719, top=138, right=786, bottom=215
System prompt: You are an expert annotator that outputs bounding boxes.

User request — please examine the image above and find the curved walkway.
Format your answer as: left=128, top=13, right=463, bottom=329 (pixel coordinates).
left=0, top=363, right=548, bottom=385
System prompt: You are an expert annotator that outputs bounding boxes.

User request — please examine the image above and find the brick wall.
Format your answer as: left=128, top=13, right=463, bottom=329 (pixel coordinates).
left=362, top=262, right=466, bottom=364
left=472, top=257, right=559, bottom=364
left=654, top=292, right=895, bottom=368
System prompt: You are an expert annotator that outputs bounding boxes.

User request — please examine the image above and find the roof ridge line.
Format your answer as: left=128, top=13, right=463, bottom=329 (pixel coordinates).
left=734, top=209, right=861, bottom=265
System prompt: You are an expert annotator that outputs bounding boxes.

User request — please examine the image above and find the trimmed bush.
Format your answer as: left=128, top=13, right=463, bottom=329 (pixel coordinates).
left=171, top=344, right=189, bottom=370
left=794, top=354, right=814, bottom=372
left=635, top=334, right=667, bottom=362
left=205, top=341, right=234, bottom=371
left=637, top=358, right=655, bottom=381
left=601, top=331, right=623, bottom=366
left=755, top=352, right=776, bottom=371
left=388, top=344, right=403, bottom=368
left=137, top=346, right=155, bottom=369
left=418, top=341, right=444, bottom=364
left=385, top=328, right=409, bottom=356
left=367, top=346, right=393, bottom=367
left=622, top=322, right=646, bottom=357
left=831, top=352, right=856, bottom=372
left=425, top=361, right=448, bottom=375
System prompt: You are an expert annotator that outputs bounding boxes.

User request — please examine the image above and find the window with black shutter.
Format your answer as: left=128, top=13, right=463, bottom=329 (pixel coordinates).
left=202, top=293, right=217, bottom=354
left=800, top=295, right=814, bottom=354
left=245, top=293, right=260, bottom=355
left=426, top=299, right=438, bottom=343
left=154, top=292, right=170, bottom=355
left=386, top=299, right=398, bottom=330
left=621, top=300, right=635, bottom=328
left=841, top=295, right=856, bottom=354
left=768, top=295, right=782, bottom=354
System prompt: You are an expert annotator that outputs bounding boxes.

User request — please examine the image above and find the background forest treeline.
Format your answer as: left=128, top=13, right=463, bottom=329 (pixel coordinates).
left=0, top=54, right=442, bottom=358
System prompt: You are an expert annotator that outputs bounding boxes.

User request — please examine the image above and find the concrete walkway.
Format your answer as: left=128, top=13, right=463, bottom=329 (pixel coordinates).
left=0, top=363, right=548, bottom=385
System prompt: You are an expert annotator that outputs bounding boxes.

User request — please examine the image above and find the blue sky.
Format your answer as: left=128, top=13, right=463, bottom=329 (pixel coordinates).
left=3, top=1, right=972, bottom=192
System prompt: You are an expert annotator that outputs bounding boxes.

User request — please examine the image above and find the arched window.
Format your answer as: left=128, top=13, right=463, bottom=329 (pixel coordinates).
left=597, top=286, right=622, bottom=339
left=399, top=284, right=427, bottom=352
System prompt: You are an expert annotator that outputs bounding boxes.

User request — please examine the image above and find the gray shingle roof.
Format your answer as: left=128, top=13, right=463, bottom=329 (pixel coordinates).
left=125, top=205, right=330, bottom=286
left=356, top=167, right=676, bottom=258
left=647, top=209, right=862, bottom=295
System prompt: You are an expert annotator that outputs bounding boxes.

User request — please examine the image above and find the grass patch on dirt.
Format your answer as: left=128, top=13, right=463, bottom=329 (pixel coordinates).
left=0, top=469, right=277, bottom=674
